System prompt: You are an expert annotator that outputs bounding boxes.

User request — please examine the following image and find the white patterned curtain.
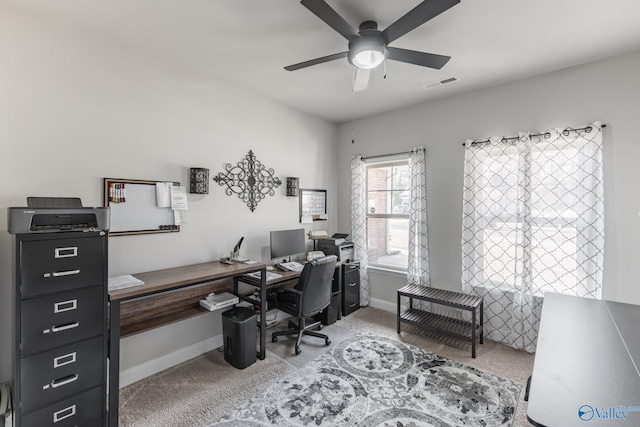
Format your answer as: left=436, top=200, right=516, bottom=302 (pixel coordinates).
left=461, top=122, right=604, bottom=352
left=407, top=147, right=430, bottom=288
left=351, top=156, right=370, bottom=306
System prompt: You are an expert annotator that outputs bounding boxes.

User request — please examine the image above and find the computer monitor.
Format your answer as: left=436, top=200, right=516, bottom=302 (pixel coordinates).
left=270, top=228, right=306, bottom=262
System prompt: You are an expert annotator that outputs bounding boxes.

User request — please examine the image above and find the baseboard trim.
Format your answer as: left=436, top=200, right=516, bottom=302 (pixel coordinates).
left=368, top=297, right=396, bottom=314
left=119, top=335, right=222, bottom=388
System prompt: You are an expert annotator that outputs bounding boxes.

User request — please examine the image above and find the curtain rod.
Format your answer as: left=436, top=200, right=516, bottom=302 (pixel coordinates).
left=361, top=147, right=424, bottom=161
left=462, top=124, right=607, bottom=147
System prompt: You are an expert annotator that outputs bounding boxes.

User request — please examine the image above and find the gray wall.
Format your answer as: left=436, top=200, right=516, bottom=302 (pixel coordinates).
left=0, top=6, right=338, bottom=383
left=337, top=50, right=640, bottom=310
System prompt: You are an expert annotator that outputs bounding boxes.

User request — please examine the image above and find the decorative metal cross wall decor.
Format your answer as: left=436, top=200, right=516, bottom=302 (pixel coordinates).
left=213, top=150, right=282, bottom=212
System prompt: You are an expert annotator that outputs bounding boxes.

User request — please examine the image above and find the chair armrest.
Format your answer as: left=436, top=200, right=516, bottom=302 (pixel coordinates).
left=274, top=287, right=303, bottom=309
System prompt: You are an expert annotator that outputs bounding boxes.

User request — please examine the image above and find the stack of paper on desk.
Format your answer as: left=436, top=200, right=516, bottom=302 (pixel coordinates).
left=108, top=275, right=144, bottom=291
left=245, top=271, right=282, bottom=281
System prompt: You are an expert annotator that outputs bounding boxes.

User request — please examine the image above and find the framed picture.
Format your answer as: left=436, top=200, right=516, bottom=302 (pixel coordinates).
left=299, top=189, right=327, bottom=222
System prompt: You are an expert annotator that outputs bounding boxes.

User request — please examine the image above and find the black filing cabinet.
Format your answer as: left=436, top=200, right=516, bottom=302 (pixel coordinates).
left=342, top=262, right=360, bottom=316
left=12, top=232, right=108, bottom=427
left=317, top=265, right=342, bottom=325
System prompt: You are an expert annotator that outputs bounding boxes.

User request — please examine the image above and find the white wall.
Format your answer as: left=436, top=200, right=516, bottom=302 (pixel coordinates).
left=0, top=6, right=338, bottom=383
left=337, top=50, right=640, bottom=309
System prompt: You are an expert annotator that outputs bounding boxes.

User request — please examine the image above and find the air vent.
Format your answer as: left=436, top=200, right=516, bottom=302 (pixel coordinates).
left=422, top=76, right=458, bottom=90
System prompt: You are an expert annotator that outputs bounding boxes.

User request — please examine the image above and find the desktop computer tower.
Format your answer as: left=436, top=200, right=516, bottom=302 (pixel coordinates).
left=318, top=293, right=340, bottom=325
left=222, top=307, right=256, bottom=369
left=316, top=265, right=341, bottom=325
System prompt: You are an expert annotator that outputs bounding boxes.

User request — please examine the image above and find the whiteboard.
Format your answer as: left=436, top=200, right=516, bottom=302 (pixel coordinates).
left=104, top=178, right=180, bottom=236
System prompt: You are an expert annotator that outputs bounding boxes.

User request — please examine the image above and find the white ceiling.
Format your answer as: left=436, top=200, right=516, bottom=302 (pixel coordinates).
left=5, top=0, right=640, bottom=123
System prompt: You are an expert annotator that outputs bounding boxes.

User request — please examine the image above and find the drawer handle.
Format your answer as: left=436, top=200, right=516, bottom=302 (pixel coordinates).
left=55, top=246, right=78, bottom=258
left=43, top=373, right=78, bottom=390
left=45, top=269, right=80, bottom=278
left=44, top=322, right=80, bottom=334
left=53, top=404, right=76, bottom=423
left=54, top=352, right=77, bottom=368
left=348, top=282, right=356, bottom=287
left=350, top=302, right=357, bottom=307
left=54, top=299, right=77, bottom=313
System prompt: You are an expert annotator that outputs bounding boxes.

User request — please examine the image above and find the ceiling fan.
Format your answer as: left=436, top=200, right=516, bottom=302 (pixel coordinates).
left=285, top=0, right=460, bottom=92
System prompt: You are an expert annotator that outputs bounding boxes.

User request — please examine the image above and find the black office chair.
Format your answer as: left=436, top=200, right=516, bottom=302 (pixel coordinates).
left=271, top=255, right=337, bottom=355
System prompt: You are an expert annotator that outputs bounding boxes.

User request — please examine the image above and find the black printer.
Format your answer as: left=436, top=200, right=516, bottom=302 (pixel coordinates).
left=317, top=233, right=354, bottom=263
left=8, top=197, right=110, bottom=234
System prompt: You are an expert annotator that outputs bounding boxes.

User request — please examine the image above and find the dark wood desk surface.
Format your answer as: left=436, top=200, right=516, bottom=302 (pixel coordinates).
left=527, top=293, right=640, bottom=426
left=109, top=260, right=267, bottom=301
left=239, top=267, right=301, bottom=286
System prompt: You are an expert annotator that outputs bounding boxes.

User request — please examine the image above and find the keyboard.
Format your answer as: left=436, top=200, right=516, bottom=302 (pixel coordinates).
left=277, top=261, right=304, bottom=272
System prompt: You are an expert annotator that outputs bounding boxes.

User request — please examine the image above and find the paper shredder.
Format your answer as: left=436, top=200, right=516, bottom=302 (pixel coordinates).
left=222, top=307, right=256, bottom=369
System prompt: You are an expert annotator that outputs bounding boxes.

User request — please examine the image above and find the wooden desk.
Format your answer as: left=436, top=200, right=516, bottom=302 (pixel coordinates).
left=527, top=293, right=640, bottom=426
left=107, top=261, right=266, bottom=427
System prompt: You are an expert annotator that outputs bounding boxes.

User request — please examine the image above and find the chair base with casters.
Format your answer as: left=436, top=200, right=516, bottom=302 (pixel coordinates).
left=271, top=317, right=331, bottom=355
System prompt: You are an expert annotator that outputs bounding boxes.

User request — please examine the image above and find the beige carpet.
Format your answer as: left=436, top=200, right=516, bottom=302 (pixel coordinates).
left=119, top=307, right=535, bottom=426
left=118, top=348, right=295, bottom=427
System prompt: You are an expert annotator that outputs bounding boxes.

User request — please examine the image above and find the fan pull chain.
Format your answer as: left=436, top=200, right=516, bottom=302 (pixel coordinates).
left=351, top=71, right=356, bottom=144
left=352, top=87, right=356, bottom=144
left=384, top=59, right=387, bottom=79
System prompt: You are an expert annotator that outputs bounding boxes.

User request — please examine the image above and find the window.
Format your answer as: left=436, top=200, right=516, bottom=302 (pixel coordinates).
left=461, top=123, right=604, bottom=352
left=472, top=143, right=586, bottom=295
left=366, top=161, right=409, bottom=270
left=462, top=126, right=604, bottom=300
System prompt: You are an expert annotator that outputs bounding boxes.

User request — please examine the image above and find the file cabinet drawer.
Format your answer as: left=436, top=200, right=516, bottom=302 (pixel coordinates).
left=20, top=237, right=105, bottom=297
left=342, top=264, right=360, bottom=316
left=21, top=286, right=104, bottom=356
left=21, top=337, right=104, bottom=413
left=21, top=386, right=103, bottom=427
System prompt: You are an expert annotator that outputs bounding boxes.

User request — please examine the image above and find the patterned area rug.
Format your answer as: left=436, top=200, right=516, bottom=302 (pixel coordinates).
left=207, top=332, right=521, bottom=426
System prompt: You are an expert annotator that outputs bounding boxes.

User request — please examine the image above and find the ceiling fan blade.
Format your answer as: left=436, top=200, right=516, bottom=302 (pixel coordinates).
left=300, top=0, right=360, bottom=41
left=284, top=51, right=348, bottom=71
left=353, top=68, right=371, bottom=92
left=382, top=0, right=460, bottom=44
left=387, top=47, right=450, bottom=69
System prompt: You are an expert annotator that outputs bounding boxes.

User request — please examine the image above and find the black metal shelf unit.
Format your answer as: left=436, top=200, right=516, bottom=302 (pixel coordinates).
left=397, top=284, right=483, bottom=358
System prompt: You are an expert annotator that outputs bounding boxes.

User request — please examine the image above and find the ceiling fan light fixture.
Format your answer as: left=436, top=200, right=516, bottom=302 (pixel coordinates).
left=352, top=49, right=385, bottom=70
left=348, top=33, right=387, bottom=70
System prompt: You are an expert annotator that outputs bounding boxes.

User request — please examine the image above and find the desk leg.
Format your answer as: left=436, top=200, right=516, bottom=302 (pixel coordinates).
left=337, top=266, right=342, bottom=321
left=396, top=292, right=401, bottom=333
left=258, top=270, right=266, bottom=360
left=480, top=300, right=484, bottom=344
left=108, top=300, right=121, bottom=427
left=471, top=307, right=477, bottom=359
left=233, top=275, right=266, bottom=361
